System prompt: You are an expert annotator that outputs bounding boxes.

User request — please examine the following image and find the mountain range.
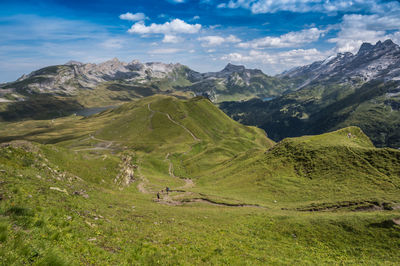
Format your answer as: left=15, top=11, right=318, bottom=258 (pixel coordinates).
left=0, top=58, right=288, bottom=121
left=222, top=39, right=400, bottom=148
left=1, top=39, right=400, bottom=148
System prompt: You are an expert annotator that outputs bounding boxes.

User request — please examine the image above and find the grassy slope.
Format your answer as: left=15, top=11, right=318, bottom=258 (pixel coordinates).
left=1, top=141, right=400, bottom=265
left=1, top=96, right=400, bottom=264
left=197, top=127, right=400, bottom=207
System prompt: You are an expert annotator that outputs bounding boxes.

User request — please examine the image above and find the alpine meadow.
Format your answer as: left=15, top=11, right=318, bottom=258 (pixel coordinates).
left=1, top=0, right=400, bottom=265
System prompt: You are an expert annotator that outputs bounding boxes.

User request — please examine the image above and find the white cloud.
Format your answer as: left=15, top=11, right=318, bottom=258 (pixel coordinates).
left=162, top=34, right=182, bottom=43
left=218, top=0, right=400, bottom=14
left=119, top=12, right=146, bottom=21
left=149, top=48, right=182, bottom=54
left=329, top=14, right=400, bottom=53
left=198, top=34, right=241, bottom=47
left=198, top=36, right=224, bottom=46
left=193, top=15, right=200, bottom=20
left=221, top=48, right=327, bottom=73
left=128, top=19, right=201, bottom=35
left=238, top=28, right=324, bottom=49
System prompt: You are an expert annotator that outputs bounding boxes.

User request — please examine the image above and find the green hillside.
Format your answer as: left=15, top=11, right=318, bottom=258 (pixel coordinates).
left=1, top=96, right=400, bottom=264
left=221, top=80, right=400, bottom=148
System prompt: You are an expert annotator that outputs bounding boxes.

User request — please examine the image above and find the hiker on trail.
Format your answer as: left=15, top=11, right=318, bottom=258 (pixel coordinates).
left=166, top=187, right=170, bottom=194
left=347, top=133, right=352, bottom=138
left=157, top=192, right=160, bottom=199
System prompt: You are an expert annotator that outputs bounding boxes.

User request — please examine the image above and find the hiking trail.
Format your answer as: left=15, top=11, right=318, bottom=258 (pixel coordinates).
left=147, top=103, right=200, bottom=142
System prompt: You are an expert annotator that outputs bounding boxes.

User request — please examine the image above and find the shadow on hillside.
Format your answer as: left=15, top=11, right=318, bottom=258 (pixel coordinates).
left=369, top=220, right=397, bottom=229
left=0, top=94, right=83, bottom=121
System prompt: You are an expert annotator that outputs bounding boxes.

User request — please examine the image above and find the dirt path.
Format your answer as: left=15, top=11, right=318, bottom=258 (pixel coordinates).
left=139, top=105, right=262, bottom=208
left=165, top=153, right=176, bottom=178
left=90, top=135, right=114, bottom=148
left=164, top=153, right=195, bottom=189
left=147, top=104, right=155, bottom=130
left=136, top=162, right=150, bottom=194
left=139, top=156, right=263, bottom=208
left=74, top=135, right=114, bottom=152
left=164, top=113, right=200, bottom=141
left=147, top=103, right=200, bottom=142
left=178, top=178, right=194, bottom=190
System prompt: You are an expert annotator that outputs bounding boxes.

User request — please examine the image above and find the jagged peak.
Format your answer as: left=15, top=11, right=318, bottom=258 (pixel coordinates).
left=380, top=39, right=398, bottom=49
left=222, top=63, right=246, bottom=72
left=357, top=42, right=374, bottom=54
left=382, top=39, right=395, bottom=46
left=356, top=39, right=398, bottom=55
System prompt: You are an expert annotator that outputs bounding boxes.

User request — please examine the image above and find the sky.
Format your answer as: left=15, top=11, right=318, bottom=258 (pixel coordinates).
left=1, top=0, right=400, bottom=82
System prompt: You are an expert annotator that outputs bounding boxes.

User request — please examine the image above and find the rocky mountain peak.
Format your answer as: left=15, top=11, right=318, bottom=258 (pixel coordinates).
left=357, top=39, right=398, bottom=55
left=282, top=39, right=400, bottom=86
left=222, top=63, right=246, bottom=73
left=357, top=42, right=374, bottom=55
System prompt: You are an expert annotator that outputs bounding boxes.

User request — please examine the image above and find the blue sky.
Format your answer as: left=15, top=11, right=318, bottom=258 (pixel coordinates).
left=1, top=0, right=400, bottom=82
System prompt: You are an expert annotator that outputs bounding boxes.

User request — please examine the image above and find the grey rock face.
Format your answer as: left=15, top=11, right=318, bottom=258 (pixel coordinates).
left=6, top=59, right=185, bottom=95
left=282, top=39, right=400, bottom=88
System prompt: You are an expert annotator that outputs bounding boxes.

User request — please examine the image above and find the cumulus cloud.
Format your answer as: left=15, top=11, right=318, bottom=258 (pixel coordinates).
left=329, top=14, right=400, bottom=53
left=119, top=12, right=146, bottom=21
left=218, top=0, right=400, bottom=14
left=238, top=28, right=324, bottom=49
left=198, top=34, right=240, bottom=47
left=128, top=19, right=201, bottom=35
left=221, top=48, right=327, bottom=73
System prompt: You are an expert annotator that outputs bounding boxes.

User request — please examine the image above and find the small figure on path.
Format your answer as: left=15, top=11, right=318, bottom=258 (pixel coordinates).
left=166, top=187, right=170, bottom=194
left=347, top=132, right=352, bottom=138
left=157, top=192, right=160, bottom=199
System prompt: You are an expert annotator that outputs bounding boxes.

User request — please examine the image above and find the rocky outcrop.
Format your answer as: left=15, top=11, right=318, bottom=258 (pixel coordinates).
left=114, top=155, right=137, bottom=186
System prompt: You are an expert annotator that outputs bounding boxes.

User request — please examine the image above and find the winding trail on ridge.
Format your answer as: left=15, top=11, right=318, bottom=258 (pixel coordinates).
left=147, top=103, right=200, bottom=142
left=165, top=153, right=195, bottom=190
left=136, top=103, right=263, bottom=208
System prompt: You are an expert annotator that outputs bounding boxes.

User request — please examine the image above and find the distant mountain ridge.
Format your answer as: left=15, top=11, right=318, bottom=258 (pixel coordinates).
left=0, top=59, right=288, bottom=104
left=2, top=39, right=400, bottom=148
left=221, top=39, right=400, bottom=148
